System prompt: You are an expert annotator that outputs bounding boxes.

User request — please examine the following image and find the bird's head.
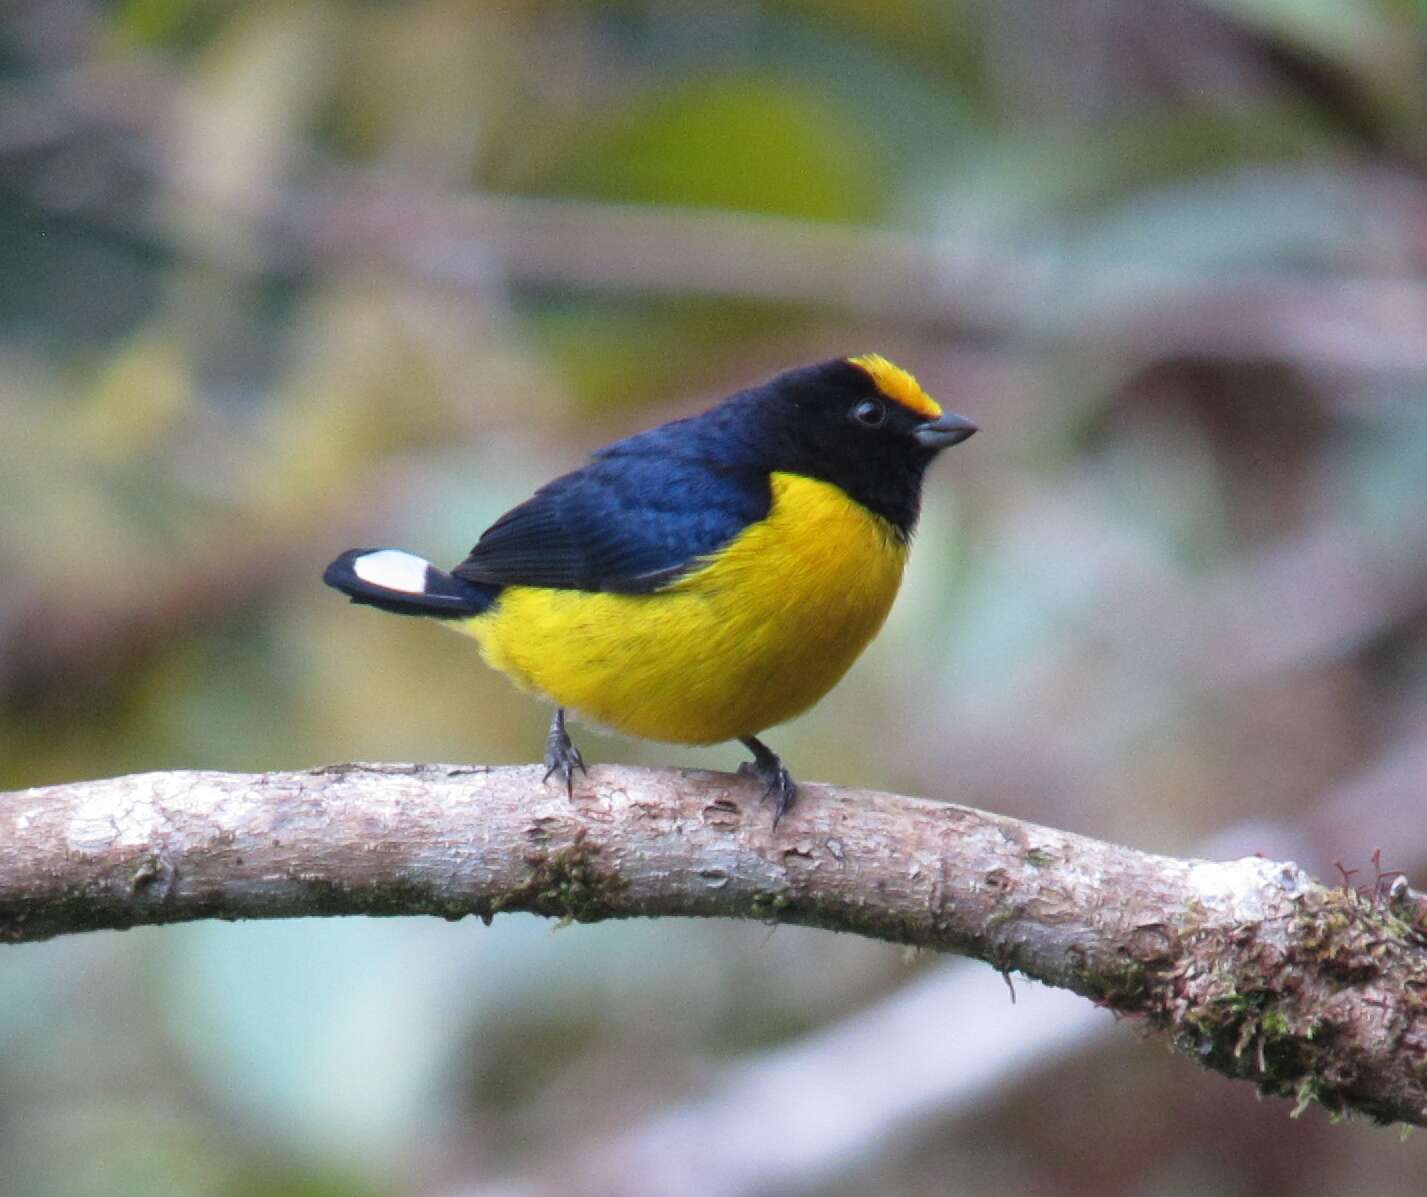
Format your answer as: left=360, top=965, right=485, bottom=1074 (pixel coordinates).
left=752, top=354, right=977, bottom=538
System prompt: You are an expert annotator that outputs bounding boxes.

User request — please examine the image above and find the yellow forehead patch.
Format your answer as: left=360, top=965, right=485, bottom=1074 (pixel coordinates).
left=848, top=354, right=942, bottom=421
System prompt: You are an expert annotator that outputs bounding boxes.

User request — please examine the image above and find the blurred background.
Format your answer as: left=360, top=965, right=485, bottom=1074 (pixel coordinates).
left=4, top=0, right=1427, bottom=1193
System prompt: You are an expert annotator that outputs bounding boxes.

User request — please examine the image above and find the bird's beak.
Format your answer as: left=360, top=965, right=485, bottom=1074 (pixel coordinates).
left=913, top=411, right=978, bottom=449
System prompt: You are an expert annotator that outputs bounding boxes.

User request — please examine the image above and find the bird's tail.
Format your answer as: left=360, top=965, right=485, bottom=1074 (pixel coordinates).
left=322, top=549, right=498, bottom=619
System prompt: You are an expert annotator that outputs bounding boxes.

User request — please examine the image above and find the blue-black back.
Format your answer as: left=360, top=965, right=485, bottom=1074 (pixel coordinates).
left=452, top=400, right=772, bottom=594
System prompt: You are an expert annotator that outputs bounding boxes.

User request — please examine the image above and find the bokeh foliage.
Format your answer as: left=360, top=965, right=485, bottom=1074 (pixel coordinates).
left=3, top=1, right=1427, bottom=1194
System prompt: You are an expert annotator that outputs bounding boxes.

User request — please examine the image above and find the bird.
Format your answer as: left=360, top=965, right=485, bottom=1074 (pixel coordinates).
left=323, top=354, right=976, bottom=824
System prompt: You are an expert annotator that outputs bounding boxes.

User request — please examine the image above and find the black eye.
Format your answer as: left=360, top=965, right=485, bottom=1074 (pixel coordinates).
left=850, top=398, right=886, bottom=428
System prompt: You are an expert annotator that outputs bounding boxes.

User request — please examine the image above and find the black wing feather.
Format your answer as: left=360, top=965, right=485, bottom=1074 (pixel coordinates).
left=452, top=446, right=770, bottom=595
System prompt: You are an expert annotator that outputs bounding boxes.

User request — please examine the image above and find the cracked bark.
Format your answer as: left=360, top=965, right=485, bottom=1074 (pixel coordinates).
left=3, top=762, right=1426, bottom=1125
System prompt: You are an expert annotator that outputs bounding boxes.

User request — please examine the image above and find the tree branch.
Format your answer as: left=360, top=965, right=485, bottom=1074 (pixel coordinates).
left=3, top=763, right=1426, bottom=1125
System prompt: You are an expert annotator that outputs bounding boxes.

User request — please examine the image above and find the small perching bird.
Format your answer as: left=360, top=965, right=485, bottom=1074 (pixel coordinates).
left=324, top=355, right=976, bottom=823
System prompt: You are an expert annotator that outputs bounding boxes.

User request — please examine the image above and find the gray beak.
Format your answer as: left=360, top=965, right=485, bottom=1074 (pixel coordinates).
left=913, top=411, right=978, bottom=449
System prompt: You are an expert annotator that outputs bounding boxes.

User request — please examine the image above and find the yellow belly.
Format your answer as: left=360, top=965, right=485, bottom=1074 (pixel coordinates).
left=458, top=472, right=908, bottom=744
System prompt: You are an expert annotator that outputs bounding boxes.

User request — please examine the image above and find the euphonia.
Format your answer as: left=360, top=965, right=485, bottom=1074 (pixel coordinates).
left=323, top=355, right=976, bottom=823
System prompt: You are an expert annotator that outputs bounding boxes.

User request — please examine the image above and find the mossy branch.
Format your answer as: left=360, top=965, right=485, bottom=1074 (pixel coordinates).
left=3, top=763, right=1426, bottom=1125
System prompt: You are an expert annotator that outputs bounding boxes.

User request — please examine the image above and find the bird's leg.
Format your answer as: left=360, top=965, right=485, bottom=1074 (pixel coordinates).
left=738, top=735, right=797, bottom=826
left=543, top=708, right=587, bottom=799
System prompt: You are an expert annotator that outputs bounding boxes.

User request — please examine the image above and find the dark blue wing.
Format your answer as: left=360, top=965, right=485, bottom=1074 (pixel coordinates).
left=451, top=438, right=771, bottom=594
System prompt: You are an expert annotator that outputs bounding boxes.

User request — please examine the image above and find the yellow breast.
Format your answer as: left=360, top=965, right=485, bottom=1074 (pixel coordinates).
left=459, top=472, right=908, bottom=744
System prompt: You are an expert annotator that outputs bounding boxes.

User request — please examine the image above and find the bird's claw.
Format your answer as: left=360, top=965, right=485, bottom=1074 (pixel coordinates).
left=543, top=741, right=586, bottom=800
left=543, top=709, right=587, bottom=799
left=757, top=765, right=797, bottom=827
left=738, top=737, right=797, bottom=827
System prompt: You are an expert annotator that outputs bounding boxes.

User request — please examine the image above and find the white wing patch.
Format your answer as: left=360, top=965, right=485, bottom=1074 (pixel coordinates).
left=352, top=549, right=433, bottom=594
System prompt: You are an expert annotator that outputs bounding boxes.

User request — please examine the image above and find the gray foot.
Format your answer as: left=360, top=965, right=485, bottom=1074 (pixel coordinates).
left=543, top=708, right=587, bottom=799
left=738, top=735, right=797, bottom=827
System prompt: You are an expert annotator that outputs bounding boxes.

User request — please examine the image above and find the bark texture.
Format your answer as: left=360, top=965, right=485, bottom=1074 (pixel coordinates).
left=3, top=763, right=1426, bottom=1125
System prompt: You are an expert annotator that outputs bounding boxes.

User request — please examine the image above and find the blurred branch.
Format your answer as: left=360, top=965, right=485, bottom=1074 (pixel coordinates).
left=465, top=963, right=1104, bottom=1197
left=0, top=456, right=432, bottom=711
left=10, top=58, right=1427, bottom=373
left=0, top=532, right=306, bottom=712
left=5, top=763, right=1427, bottom=1127
left=146, top=176, right=1427, bottom=374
